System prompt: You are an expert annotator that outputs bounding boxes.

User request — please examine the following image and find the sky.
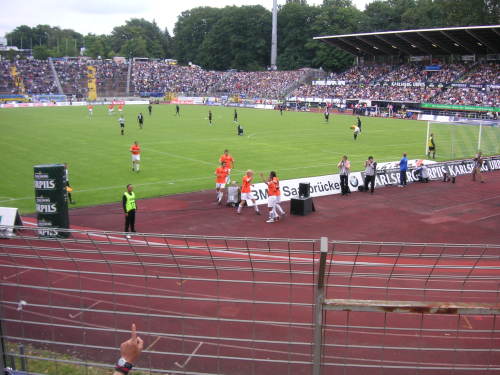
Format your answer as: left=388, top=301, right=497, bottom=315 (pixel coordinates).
left=0, top=0, right=373, bottom=37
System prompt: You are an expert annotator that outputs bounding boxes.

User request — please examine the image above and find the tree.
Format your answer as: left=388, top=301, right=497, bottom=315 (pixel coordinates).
left=83, top=34, right=112, bottom=59
left=435, top=0, right=499, bottom=26
left=6, top=25, right=34, bottom=49
left=163, top=28, right=174, bottom=58
left=111, top=19, right=169, bottom=58
left=277, top=2, right=321, bottom=70
left=173, top=7, right=220, bottom=64
left=197, top=6, right=272, bottom=70
left=120, top=37, right=149, bottom=58
left=6, top=24, right=83, bottom=57
left=360, top=0, right=418, bottom=32
left=400, top=0, right=446, bottom=29
left=32, top=45, right=51, bottom=60
left=308, top=0, right=361, bottom=71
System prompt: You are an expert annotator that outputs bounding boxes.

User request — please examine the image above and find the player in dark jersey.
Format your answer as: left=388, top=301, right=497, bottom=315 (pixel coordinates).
left=175, top=105, right=180, bottom=117
left=233, top=109, right=238, bottom=123
left=137, top=113, right=144, bottom=129
left=208, top=110, right=213, bottom=125
left=148, top=104, right=152, bottom=116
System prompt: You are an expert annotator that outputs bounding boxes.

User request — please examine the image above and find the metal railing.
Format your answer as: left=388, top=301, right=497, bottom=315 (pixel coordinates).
left=1, top=226, right=499, bottom=374
left=315, top=240, right=500, bottom=374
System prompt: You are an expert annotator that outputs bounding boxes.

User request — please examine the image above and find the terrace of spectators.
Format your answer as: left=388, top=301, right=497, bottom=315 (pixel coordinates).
left=0, top=55, right=498, bottom=106
left=291, top=61, right=499, bottom=106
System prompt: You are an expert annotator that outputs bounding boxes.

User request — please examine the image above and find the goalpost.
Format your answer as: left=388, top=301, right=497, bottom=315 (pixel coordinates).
left=425, top=119, right=500, bottom=160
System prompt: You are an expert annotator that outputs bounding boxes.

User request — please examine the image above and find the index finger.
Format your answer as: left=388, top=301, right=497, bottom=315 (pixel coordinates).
left=131, top=323, right=137, bottom=340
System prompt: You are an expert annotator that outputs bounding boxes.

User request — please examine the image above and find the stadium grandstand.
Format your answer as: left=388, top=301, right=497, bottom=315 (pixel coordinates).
left=290, top=25, right=499, bottom=116
left=0, top=25, right=498, bottom=118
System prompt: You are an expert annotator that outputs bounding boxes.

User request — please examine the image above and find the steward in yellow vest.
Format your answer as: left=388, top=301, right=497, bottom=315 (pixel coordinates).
left=122, top=184, right=137, bottom=236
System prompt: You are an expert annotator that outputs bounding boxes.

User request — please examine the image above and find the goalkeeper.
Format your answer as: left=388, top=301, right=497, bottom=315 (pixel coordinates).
left=427, top=133, right=436, bottom=159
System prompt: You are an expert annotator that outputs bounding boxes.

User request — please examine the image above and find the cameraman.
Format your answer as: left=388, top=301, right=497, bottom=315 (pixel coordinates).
left=363, top=156, right=377, bottom=194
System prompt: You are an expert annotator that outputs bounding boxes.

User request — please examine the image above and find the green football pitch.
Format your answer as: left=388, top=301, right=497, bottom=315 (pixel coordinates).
left=1, top=104, right=492, bottom=214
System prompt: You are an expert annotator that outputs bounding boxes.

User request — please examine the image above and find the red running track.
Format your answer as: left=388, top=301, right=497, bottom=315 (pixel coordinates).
left=1, top=171, right=499, bottom=374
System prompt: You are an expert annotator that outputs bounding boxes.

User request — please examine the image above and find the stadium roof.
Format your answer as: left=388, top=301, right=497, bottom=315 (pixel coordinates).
left=313, top=25, right=500, bottom=57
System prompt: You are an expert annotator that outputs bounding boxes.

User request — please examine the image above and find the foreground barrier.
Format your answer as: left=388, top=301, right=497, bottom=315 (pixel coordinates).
left=0, top=226, right=499, bottom=374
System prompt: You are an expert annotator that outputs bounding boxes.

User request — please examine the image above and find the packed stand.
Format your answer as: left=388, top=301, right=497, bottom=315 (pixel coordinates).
left=53, top=60, right=88, bottom=98
left=93, top=60, right=128, bottom=96
left=131, top=62, right=223, bottom=96
left=131, top=62, right=306, bottom=99
left=0, top=61, right=15, bottom=94
left=292, top=62, right=500, bottom=104
left=292, top=83, right=440, bottom=102
left=425, top=63, right=469, bottom=83
left=215, top=70, right=305, bottom=98
left=431, top=87, right=499, bottom=107
left=460, top=63, right=499, bottom=85
left=328, top=64, right=391, bottom=84
left=381, top=63, right=426, bottom=82
left=6, top=60, right=57, bottom=95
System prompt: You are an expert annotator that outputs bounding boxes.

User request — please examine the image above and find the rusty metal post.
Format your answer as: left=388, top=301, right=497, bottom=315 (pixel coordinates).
left=313, top=237, right=328, bottom=375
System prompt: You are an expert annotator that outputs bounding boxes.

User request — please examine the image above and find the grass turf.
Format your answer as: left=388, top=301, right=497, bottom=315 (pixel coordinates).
left=1, top=104, right=487, bottom=214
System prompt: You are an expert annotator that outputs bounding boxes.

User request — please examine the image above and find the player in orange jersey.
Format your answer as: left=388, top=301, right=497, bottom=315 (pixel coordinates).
left=214, top=161, right=228, bottom=205
left=260, top=171, right=285, bottom=223
left=219, top=149, right=234, bottom=183
left=108, top=104, right=115, bottom=115
left=237, top=170, right=260, bottom=215
left=130, top=141, right=141, bottom=172
left=87, top=104, right=93, bottom=119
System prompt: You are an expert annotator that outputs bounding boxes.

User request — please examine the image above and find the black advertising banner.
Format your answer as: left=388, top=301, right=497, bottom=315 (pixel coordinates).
left=34, top=164, right=70, bottom=237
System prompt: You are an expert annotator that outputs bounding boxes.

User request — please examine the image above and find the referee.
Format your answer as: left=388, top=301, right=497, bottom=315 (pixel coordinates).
left=123, top=184, right=137, bottom=238
left=119, top=115, right=125, bottom=135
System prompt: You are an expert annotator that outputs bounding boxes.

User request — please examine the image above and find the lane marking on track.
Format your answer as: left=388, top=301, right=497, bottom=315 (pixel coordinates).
left=52, top=274, right=72, bottom=285
left=463, top=316, right=473, bottom=330
left=432, top=195, right=500, bottom=213
left=145, top=336, right=162, bottom=351
left=68, top=301, right=101, bottom=319
left=174, top=341, right=203, bottom=369
left=21, top=217, right=500, bottom=269
left=3, top=269, right=31, bottom=280
left=470, top=213, right=500, bottom=223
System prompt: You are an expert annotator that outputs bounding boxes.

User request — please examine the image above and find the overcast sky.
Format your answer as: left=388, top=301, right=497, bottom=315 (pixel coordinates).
left=0, top=0, right=372, bottom=37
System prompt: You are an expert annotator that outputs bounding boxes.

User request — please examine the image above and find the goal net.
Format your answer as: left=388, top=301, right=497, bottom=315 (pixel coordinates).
left=426, top=119, right=500, bottom=160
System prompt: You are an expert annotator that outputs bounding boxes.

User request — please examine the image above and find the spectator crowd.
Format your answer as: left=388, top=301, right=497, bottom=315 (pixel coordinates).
left=292, top=62, right=499, bottom=106
left=0, top=59, right=498, bottom=106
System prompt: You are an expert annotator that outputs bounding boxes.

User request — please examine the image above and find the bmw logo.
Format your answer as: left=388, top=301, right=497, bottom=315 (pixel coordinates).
left=349, top=175, right=359, bottom=187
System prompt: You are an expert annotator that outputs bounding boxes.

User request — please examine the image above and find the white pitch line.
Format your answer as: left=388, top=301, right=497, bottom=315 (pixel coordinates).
left=68, top=300, right=101, bottom=319
left=147, top=149, right=215, bottom=167
left=174, top=341, right=203, bottom=369
left=0, top=176, right=209, bottom=203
